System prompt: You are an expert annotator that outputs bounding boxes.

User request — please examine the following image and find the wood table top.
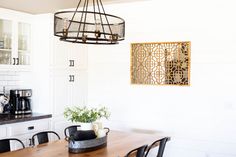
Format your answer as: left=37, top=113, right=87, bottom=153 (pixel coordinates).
left=0, top=130, right=165, bottom=157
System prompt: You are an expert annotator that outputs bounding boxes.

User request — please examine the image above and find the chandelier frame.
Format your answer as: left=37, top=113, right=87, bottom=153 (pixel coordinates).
left=54, top=0, right=125, bottom=45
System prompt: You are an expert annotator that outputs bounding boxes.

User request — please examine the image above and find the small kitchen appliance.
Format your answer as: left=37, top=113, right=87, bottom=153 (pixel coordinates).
left=10, top=89, right=32, bottom=114
left=0, top=93, right=10, bottom=114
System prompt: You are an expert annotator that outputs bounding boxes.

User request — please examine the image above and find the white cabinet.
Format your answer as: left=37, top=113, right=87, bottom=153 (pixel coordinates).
left=52, top=70, right=87, bottom=116
left=52, top=39, right=68, bottom=69
left=0, top=8, right=32, bottom=70
left=52, top=39, right=87, bottom=70
left=32, top=14, right=88, bottom=135
left=0, top=119, right=50, bottom=149
left=51, top=33, right=88, bottom=140
left=0, top=126, right=7, bottom=138
left=52, top=70, right=70, bottom=115
left=51, top=24, right=88, bottom=116
left=8, top=119, right=50, bottom=148
left=69, top=43, right=87, bottom=70
left=9, top=119, right=50, bottom=137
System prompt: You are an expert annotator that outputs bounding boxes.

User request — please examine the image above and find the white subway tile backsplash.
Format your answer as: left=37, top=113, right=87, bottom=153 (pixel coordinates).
left=0, top=81, right=7, bottom=86
left=5, top=75, right=18, bottom=81
left=7, top=81, right=17, bottom=86
left=0, top=71, right=20, bottom=94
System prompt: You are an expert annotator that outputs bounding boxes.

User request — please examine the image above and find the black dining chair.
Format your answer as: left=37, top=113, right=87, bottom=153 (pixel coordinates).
left=64, top=125, right=81, bottom=139
left=31, top=131, right=60, bottom=146
left=144, top=137, right=170, bottom=157
left=125, top=145, right=148, bottom=157
left=0, top=138, right=25, bottom=153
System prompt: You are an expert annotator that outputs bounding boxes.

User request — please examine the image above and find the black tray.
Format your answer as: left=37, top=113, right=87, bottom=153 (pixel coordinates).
left=68, top=135, right=107, bottom=153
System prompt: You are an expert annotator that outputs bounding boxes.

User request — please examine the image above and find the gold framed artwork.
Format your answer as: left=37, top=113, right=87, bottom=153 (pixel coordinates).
left=131, top=41, right=191, bottom=86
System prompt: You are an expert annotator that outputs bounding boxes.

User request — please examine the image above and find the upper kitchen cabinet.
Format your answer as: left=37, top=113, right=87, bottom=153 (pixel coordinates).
left=0, top=8, right=33, bottom=71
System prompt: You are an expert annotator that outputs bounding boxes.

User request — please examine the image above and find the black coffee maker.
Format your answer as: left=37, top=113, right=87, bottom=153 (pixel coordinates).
left=10, top=89, right=32, bottom=114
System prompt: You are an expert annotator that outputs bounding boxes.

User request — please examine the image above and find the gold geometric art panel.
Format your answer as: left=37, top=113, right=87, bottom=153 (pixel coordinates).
left=131, top=41, right=191, bottom=86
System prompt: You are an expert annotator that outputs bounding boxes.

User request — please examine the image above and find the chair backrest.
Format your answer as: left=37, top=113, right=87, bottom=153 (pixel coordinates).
left=31, top=131, right=60, bottom=146
left=64, top=125, right=81, bottom=139
left=145, top=137, right=170, bottom=157
left=125, top=145, right=148, bottom=157
left=0, top=138, right=25, bottom=153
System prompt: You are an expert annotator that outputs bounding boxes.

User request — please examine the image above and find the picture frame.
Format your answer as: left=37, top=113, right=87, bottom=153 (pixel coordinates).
left=131, top=41, right=191, bottom=86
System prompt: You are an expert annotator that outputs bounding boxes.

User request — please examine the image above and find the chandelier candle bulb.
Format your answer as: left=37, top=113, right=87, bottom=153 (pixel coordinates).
left=95, top=19, right=101, bottom=32
left=62, top=18, right=69, bottom=37
left=95, top=19, right=102, bottom=38
left=63, top=18, right=69, bottom=29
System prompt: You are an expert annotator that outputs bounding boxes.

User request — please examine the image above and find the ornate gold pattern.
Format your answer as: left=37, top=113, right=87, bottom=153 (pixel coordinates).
left=131, top=42, right=191, bottom=85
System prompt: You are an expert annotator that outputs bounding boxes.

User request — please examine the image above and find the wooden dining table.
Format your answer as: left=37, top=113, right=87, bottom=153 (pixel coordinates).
left=0, top=130, right=166, bottom=157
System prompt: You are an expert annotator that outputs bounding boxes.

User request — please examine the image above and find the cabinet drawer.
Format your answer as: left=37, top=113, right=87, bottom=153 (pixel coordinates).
left=9, top=119, right=50, bottom=136
left=0, top=126, right=7, bottom=138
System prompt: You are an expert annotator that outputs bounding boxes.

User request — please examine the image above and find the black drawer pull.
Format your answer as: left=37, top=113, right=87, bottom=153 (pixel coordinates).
left=16, top=58, right=19, bottom=65
left=28, top=126, right=34, bottom=130
left=69, top=60, right=74, bottom=67
left=69, top=75, right=75, bottom=82
left=13, top=58, right=16, bottom=65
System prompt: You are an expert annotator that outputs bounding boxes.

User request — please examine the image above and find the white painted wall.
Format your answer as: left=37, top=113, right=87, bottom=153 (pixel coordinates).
left=87, top=0, right=236, bottom=157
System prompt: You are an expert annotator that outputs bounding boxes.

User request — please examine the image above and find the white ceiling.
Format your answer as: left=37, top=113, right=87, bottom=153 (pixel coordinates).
left=0, top=0, right=141, bottom=14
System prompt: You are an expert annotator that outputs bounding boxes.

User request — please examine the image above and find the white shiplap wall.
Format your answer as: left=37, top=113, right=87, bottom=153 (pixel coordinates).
left=87, top=0, right=236, bottom=157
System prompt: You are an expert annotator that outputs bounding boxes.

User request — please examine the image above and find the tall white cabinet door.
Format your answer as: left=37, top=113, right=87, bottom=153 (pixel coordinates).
left=52, top=71, right=87, bottom=116
left=52, top=71, right=70, bottom=115
left=52, top=39, right=69, bottom=69
left=68, top=71, right=87, bottom=106
left=69, top=44, right=88, bottom=70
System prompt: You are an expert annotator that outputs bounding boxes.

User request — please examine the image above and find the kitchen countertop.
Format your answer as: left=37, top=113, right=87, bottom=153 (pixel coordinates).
left=0, top=113, right=52, bottom=125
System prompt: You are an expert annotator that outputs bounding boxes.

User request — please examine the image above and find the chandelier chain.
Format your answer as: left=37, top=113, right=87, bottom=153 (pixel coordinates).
left=99, top=0, right=113, bottom=36
left=67, top=0, right=82, bottom=30
left=75, top=0, right=87, bottom=42
left=82, top=0, right=89, bottom=36
left=96, top=0, right=107, bottom=39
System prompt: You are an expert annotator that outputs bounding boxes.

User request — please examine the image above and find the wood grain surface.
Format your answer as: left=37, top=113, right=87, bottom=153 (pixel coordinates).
left=0, top=130, right=164, bottom=157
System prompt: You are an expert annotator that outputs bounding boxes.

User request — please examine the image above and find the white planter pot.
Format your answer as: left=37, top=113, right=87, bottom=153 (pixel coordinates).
left=79, top=122, right=93, bottom=130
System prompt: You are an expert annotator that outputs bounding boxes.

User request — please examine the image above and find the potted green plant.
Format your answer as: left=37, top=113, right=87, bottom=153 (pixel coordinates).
left=64, top=106, right=110, bottom=130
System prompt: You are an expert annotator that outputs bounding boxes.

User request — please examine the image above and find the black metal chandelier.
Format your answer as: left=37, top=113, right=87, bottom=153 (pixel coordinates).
left=54, top=0, right=125, bottom=45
